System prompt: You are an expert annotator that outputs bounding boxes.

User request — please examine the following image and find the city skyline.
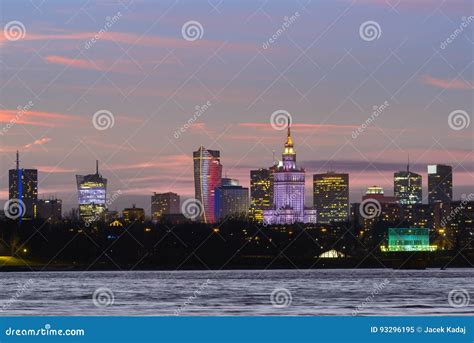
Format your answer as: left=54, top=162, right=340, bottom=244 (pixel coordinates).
left=2, top=1, right=474, bottom=331
left=2, top=142, right=469, bottom=218
left=0, top=0, right=472, bottom=213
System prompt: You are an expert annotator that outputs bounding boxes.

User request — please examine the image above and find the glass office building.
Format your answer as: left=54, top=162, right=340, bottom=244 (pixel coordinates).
left=394, top=162, right=422, bottom=205
left=313, top=172, right=349, bottom=223
left=427, top=164, right=453, bottom=204
left=76, top=161, right=107, bottom=222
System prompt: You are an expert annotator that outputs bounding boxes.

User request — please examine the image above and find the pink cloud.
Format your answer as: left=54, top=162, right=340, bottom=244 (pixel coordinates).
left=109, top=154, right=192, bottom=171
left=35, top=166, right=77, bottom=173
left=0, top=145, right=22, bottom=153
left=0, top=108, right=83, bottom=127
left=24, top=137, right=52, bottom=148
left=45, top=55, right=98, bottom=70
left=421, top=75, right=473, bottom=90
left=1, top=30, right=254, bottom=51
left=45, top=55, right=174, bottom=74
left=238, top=122, right=373, bottom=133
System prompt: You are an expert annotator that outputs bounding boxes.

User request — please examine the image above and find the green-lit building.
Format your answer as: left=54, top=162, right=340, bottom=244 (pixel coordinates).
left=382, top=228, right=437, bottom=252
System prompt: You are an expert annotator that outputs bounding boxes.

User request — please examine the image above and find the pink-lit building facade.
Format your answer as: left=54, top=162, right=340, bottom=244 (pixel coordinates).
left=193, top=146, right=222, bottom=224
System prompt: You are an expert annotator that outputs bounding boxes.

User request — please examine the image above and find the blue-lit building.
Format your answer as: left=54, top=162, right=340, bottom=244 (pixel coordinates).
left=214, top=178, right=249, bottom=221
left=76, top=161, right=107, bottom=222
left=8, top=151, right=38, bottom=219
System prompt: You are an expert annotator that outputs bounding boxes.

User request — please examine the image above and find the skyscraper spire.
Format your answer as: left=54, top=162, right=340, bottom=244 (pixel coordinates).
left=407, top=154, right=410, bottom=172
left=96, top=160, right=99, bottom=175
left=285, top=123, right=293, bottom=148
left=16, top=150, right=19, bottom=170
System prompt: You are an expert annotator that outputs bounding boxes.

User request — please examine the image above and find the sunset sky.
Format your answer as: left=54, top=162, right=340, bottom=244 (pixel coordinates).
left=0, top=0, right=472, bottom=213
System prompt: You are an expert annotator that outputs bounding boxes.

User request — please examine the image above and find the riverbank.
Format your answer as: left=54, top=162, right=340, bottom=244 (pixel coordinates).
left=1, top=253, right=472, bottom=272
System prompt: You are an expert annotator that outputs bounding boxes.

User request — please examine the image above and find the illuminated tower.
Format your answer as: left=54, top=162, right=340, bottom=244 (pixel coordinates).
left=76, top=160, right=107, bottom=222
left=8, top=151, right=38, bottom=219
left=249, top=167, right=275, bottom=222
left=263, top=125, right=316, bottom=224
left=193, top=146, right=222, bottom=223
left=313, top=172, right=349, bottom=223
left=274, top=126, right=305, bottom=214
left=394, top=159, right=422, bottom=205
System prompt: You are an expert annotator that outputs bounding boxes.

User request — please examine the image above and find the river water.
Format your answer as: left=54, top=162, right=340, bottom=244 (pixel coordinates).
left=0, top=269, right=472, bottom=316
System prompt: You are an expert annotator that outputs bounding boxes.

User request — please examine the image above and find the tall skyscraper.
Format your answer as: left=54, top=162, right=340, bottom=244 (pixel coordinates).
left=428, top=164, right=452, bottom=204
left=313, top=172, right=349, bottom=223
left=249, top=168, right=275, bottom=222
left=263, top=125, right=316, bottom=225
left=215, top=178, right=249, bottom=221
left=394, top=161, right=422, bottom=204
left=76, top=161, right=107, bottom=222
left=8, top=151, right=38, bottom=219
left=151, top=192, right=180, bottom=221
left=193, top=146, right=222, bottom=224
